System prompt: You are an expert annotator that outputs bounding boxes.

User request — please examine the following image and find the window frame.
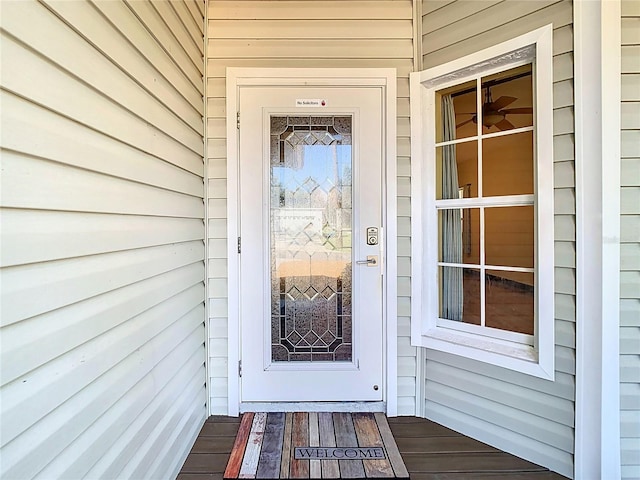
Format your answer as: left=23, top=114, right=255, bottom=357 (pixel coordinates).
left=410, top=25, right=555, bottom=379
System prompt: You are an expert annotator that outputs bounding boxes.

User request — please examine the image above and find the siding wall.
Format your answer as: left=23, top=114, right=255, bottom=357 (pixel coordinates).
left=620, top=1, right=640, bottom=478
left=206, top=0, right=418, bottom=415
left=0, top=1, right=206, bottom=478
left=421, top=1, right=575, bottom=477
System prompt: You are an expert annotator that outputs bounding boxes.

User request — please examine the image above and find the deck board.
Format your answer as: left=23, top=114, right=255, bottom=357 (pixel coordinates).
left=224, top=413, right=254, bottom=479
left=239, top=412, right=267, bottom=478
left=401, top=452, right=547, bottom=473
left=318, top=412, right=340, bottom=479
left=192, top=436, right=238, bottom=454
left=308, top=413, right=322, bottom=479
left=257, top=412, right=286, bottom=479
left=179, top=415, right=568, bottom=480
left=353, top=413, right=394, bottom=478
left=393, top=435, right=499, bottom=454
left=333, top=413, right=366, bottom=479
left=280, top=413, right=294, bottom=479
left=373, top=413, right=409, bottom=479
left=290, top=412, right=310, bottom=478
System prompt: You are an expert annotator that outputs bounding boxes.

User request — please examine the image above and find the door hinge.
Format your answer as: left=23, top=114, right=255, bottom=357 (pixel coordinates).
left=237, top=237, right=241, bottom=254
left=238, top=360, right=242, bottom=377
left=236, top=111, right=240, bottom=130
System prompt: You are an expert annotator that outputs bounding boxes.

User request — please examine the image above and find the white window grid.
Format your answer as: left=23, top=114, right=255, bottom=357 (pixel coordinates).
left=410, top=25, right=555, bottom=379
left=434, top=72, right=536, bottom=346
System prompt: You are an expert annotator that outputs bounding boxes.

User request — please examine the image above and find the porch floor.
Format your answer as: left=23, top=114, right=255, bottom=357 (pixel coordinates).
left=178, top=415, right=568, bottom=479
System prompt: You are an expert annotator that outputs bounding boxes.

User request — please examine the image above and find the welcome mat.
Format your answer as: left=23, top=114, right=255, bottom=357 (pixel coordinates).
left=223, top=412, right=409, bottom=479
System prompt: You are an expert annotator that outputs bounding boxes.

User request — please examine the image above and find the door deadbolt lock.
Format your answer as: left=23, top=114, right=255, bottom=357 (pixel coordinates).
left=366, top=227, right=379, bottom=245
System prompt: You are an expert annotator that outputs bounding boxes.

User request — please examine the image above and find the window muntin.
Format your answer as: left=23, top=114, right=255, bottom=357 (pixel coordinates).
left=434, top=63, right=535, bottom=345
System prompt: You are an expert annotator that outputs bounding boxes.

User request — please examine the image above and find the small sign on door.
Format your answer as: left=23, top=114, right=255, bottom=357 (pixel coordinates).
left=296, top=99, right=326, bottom=107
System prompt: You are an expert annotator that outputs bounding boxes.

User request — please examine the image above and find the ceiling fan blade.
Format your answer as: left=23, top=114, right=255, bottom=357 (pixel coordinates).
left=455, top=112, right=476, bottom=116
left=495, top=118, right=515, bottom=131
left=501, top=107, right=533, bottom=114
left=456, top=118, right=475, bottom=129
left=488, top=96, right=517, bottom=110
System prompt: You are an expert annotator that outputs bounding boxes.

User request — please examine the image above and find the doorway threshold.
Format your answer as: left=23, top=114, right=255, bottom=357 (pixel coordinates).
left=240, top=402, right=386, bottom=413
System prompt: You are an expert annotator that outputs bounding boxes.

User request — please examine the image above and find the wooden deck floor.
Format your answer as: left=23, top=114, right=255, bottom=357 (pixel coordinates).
left=178, top=416, right=568, bottom=479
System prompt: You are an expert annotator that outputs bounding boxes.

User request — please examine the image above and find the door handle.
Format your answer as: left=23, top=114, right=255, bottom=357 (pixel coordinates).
left=356, top=256, right=378, bottom=266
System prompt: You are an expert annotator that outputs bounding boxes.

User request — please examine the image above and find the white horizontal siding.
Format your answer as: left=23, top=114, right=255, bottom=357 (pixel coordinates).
left=206, top=0, right=417, bottom=415
left=421, top=1, right=575, bottom=477
left=621, top=2, right=640, bottom=478
left=210, top=1, right=413, bottom=20
left=0, top=1, right=206, bottom=479
left=422, top=0, right=572, bottom=68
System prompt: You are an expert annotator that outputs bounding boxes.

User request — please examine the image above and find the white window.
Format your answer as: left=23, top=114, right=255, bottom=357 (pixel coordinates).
left=410, top=26, right=555, bottom=379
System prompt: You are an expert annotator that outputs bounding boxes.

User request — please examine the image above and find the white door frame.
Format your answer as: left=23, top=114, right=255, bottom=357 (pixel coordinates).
left=225, top=68, right=398, bottom=416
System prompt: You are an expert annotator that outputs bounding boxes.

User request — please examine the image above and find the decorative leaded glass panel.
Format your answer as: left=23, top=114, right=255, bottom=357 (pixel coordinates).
left=270, top=115, right=353, bottom=362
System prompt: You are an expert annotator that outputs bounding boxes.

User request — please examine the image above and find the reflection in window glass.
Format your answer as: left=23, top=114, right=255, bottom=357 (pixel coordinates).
left=433, top=61, right=536, bottom=340
left=436, top=141, right=478, bottom=200
left=482, top=131, right=534, bottom=197
left=481, top=64, right=533, bottom=133
left=484, top=206, right=534, bottom=268
left=439, top=267, right=480, bottom=325
left=436, top=80, right=477, bottom=143
left=438, top=208, right=480, bottom=265
left=485, top=270, right=534, bottom=334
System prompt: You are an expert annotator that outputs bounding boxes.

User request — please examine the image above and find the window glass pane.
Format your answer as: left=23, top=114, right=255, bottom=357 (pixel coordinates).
left=481, top=64, right=533, bottom=133
left=485, top=270, right=534, bottom=334
left=484, top=206, right=534, bottom=268
left=438, top=208, right=480, bottom=265
left=482, top=131, right=534, bottom=197
left=436, top=80, right=477, bottom=143
left=439, top=266, right=480, bottom=325
left=436, top=141, right=477, bottom=200
left=270, top=115, right=353, bottom=363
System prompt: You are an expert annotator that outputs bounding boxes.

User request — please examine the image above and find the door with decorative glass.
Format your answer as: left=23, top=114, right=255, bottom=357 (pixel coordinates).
left=239, top=86, right=384, bottom=402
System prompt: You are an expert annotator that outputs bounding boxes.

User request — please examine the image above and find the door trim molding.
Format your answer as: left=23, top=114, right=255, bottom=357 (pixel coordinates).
left=240, top=402, right=386, bottom=414
left=226, top=68, right=398, bottom=416
left=573, top=1, right=621, bottom=477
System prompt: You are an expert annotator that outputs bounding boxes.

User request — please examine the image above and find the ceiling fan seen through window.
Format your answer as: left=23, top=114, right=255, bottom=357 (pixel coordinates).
left=455, top=71, right=533, bottom=131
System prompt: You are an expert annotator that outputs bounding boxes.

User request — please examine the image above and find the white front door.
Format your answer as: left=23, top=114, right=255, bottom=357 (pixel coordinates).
left=239, top=86, right=384, bottom=403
